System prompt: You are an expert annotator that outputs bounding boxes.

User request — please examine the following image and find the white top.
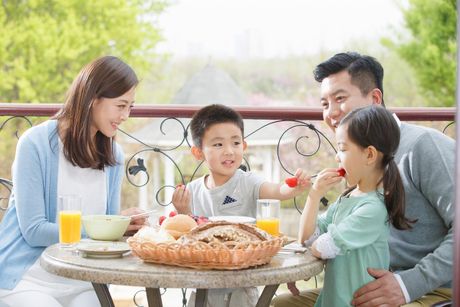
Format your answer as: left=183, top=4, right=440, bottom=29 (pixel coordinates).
left=187, top=169, right=265, bottom=218
left=57, top=140, right=107, bottom=215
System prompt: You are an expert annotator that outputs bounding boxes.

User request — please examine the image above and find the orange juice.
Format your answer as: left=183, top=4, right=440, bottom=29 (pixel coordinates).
left=256, top=218, right=280, bottom=236
left=59, top=211, right=81, bottom=244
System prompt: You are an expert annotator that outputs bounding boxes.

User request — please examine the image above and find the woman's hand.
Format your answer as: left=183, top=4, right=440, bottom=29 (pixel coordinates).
left=120, top=207, right=149, bottom=236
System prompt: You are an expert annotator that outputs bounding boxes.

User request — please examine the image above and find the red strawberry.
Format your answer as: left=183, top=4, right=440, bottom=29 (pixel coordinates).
left=169, top=211, right=177, bottom=217
left=196, top=217, right=208, bottom=225
left=337, top=168, right=346, bottom=177
left=285, top=177, right=298, bottom=188
left=159, top=215, right=166, bottom=225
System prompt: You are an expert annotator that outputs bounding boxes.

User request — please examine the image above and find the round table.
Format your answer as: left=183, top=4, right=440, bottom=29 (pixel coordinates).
left=40, top=244, right=324, bottom=307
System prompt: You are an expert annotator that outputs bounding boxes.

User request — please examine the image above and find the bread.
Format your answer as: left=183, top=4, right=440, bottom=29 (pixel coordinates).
left=135, top=226, right=175, bottom=243
left=160, top=214, right=198, bottom=239
left=178, top=220, right=272, bottom=245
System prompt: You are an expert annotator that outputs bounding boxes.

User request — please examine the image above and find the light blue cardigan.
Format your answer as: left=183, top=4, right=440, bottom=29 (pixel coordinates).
left=0, top=120, right=124, bottom=289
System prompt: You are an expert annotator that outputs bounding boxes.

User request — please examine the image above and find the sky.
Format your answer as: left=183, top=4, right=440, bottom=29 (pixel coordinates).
left=156, top=0, right=406, bottom=59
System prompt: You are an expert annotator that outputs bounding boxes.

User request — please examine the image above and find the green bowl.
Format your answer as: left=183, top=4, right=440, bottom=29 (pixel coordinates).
left=82, top=215, right=130, bottom=241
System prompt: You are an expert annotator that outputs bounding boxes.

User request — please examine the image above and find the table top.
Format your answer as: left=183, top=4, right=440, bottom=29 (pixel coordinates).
left=40, top=244, right=324, bottom=289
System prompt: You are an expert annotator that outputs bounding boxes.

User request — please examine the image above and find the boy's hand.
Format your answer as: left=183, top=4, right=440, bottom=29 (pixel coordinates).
left=285, top=168, right=312, bottom=189
left=172, top=184, right=191, bottom=214
left=310, top=168, right=343, bottom=198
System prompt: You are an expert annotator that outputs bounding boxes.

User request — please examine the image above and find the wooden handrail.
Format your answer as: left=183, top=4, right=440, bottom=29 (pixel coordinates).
left=0, top=103, right=456, bottom=121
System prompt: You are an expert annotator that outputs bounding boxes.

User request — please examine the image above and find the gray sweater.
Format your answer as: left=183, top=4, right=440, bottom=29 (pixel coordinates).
left=392, top=122, right=454, bottom=300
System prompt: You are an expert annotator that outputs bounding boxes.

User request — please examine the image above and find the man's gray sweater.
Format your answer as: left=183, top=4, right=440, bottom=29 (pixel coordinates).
left=391, top=122, right=454, bottom=300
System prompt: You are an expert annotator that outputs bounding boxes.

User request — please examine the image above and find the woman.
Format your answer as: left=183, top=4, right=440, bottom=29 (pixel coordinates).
left=0, top=56, right=146, bottom=306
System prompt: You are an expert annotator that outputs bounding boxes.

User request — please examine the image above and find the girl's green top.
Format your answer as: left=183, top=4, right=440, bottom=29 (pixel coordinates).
left=314, top=190, right=389, bottom=307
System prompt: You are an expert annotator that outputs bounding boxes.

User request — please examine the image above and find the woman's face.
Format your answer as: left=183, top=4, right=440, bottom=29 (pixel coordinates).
left=91, top=86, right=136, bottom=138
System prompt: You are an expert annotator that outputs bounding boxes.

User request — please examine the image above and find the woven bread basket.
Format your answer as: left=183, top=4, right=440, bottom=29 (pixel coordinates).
left=127, top=222, right=284, bottom=270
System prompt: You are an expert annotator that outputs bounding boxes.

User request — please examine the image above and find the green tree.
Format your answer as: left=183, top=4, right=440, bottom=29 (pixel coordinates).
left=387, top=0, right=457, bottom=106
left=0, top=0, right=167, bottom=181
left=0, top=0, right=167, bottom=103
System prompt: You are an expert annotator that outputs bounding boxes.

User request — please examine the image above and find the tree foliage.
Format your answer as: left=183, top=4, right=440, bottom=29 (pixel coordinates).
left=0, top=0, right=167, bottom=103
left=388, top=0, right=457, bottom=106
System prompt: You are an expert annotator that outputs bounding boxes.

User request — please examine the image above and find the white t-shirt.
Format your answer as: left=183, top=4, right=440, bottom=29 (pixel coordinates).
left=57, top=140, right=106, bottom=215
left=188, top=169, right=265, bottom=218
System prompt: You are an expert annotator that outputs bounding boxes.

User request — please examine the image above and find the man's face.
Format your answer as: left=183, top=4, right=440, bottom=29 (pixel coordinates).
left=320, top=70, right=380, bottom=133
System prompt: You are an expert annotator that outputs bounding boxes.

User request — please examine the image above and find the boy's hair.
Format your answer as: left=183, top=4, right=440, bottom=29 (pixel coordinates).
left=340, top=105, right=414, bottom=230
left=314, top=52, right=385, bottom=106
left=190, top=104, right=244, bottom=148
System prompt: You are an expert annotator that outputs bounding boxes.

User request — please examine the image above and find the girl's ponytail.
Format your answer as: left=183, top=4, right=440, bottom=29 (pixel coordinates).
left=382, top=157, right=414, bottom=230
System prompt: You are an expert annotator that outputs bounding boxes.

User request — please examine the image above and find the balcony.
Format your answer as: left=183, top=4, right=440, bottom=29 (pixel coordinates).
left=0, top=103, right=456, bottom=306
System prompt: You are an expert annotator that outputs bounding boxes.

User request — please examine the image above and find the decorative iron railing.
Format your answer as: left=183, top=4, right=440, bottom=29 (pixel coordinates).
left=0, top=103, right=456, bottom=306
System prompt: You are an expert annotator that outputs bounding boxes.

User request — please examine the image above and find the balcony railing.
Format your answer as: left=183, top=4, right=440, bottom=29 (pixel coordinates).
left=0, top=103, right=457, bottom=306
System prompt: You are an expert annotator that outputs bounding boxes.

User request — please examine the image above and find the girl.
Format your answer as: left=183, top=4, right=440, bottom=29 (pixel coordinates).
left=298, top=105, right=413, bottom=306
left=0, top=56, right=147, bottom=307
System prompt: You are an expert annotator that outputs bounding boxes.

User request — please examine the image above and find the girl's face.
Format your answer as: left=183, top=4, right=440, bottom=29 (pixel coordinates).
left=194, top=122, right=246, bottom=183
left=335, top=124, right=369, bottom=187
left=91, top=86, right=135, bottom=138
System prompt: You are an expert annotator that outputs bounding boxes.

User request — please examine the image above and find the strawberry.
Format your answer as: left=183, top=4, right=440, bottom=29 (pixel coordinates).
left=196, top=217, right=209, bottom=225
left=169, top=211, right=177, bottom=217
left=337, top=168, right=346, bottom=177
left=285, top=177, right=298, bottom=188
left=158, top=215, right=166, bottom=225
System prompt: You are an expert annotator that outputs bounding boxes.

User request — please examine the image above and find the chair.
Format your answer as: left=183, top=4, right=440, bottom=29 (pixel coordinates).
left=431, top=300, right=452, bottom=307
left=0, top=178, right=12, bottom=211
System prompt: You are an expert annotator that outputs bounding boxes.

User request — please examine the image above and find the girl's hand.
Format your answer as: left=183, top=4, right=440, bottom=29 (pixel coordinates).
left=172, top=184, right=191, bottom=214
left=310, top=168, right=343, bottom=198
left=121, top=207, right=149, bottom=236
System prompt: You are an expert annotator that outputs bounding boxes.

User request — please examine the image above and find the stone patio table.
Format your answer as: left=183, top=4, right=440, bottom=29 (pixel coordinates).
left=40, top=244, right=324, bottom=307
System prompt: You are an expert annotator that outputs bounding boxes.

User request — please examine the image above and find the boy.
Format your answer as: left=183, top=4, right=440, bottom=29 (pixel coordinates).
left=172, top=104, right=311, bottom=307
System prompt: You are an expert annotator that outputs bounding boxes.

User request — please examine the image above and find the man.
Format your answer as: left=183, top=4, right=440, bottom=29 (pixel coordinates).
left=272, top=52, right=453, bottom=306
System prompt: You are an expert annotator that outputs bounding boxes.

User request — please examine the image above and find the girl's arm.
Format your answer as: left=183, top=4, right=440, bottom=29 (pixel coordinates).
left=298, top=168, right=343, bottom=244
left=259, top=168, right=311, bottom=200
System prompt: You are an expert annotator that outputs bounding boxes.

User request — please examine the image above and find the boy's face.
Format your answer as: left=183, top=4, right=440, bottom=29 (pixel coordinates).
left=192, top=122, right=246, bottom=180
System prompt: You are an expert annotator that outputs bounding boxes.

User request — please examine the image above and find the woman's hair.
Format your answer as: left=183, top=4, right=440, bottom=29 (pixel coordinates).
left=339, top=105, right=414, bottom=230
left=55, top=56, right=138, bottom=169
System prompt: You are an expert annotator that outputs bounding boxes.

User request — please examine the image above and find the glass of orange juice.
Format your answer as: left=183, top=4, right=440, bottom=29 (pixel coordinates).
left=58, top=195, right=81, bottom=248
left=256, top=199, right=280, bottom=236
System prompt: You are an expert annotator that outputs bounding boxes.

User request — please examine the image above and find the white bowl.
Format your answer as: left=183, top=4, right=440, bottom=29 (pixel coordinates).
left=82, top=215, right=130, bottom=241
left=208, top=215, right=256, bottom=224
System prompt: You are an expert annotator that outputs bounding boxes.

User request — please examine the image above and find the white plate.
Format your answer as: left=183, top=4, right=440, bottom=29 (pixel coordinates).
left=208, top=216, right=256, bottom=224
left=77, top=241, right=130, bottom=259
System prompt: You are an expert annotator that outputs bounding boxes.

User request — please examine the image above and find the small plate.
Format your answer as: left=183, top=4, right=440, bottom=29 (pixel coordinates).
left=208, top=215, right=256, bottom=224
left=77, top=241, right=131, bottom=259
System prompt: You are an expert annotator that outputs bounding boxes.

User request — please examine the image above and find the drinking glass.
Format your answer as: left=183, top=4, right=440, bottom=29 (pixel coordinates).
left=58, top=195, right=82, bottom=248
left=256, top=199, right=280, bottom=236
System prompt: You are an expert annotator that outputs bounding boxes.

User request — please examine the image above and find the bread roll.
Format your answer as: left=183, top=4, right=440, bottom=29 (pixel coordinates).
left=160, top=214, right=198, bottom=239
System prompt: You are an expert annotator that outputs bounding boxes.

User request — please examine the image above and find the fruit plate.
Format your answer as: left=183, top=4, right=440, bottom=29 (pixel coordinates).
left=77, top=241, right=131, bottom=259
left=208, top=216, right=256, bottom=224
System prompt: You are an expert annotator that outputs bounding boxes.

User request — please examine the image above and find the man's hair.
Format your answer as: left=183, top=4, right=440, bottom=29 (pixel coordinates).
left=313, top=52, right=385, bottom=106
left=190, top=104, right=244, bottom=148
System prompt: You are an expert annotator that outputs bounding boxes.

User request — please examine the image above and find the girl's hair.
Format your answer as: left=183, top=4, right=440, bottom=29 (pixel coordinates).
left=54, top=56, right=138, bottom=170
left=340, top=105, right=414, bottom=230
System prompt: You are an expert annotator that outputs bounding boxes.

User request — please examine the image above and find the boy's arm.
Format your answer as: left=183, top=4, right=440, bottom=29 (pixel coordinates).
left=172, top=185, right=192, bottom=214
left=259, top=168, right=311, bottom=200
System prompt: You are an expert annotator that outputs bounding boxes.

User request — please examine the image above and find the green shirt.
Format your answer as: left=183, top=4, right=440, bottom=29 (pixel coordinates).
left=315, top=190, right=389, bottom=307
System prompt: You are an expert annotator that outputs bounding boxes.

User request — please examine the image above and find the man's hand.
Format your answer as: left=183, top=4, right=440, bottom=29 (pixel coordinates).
left=287, top=282, right=300, bottom=296
left=172, top=184, right=191, bottom=214
left=351, top=268, right=406, bottom=307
